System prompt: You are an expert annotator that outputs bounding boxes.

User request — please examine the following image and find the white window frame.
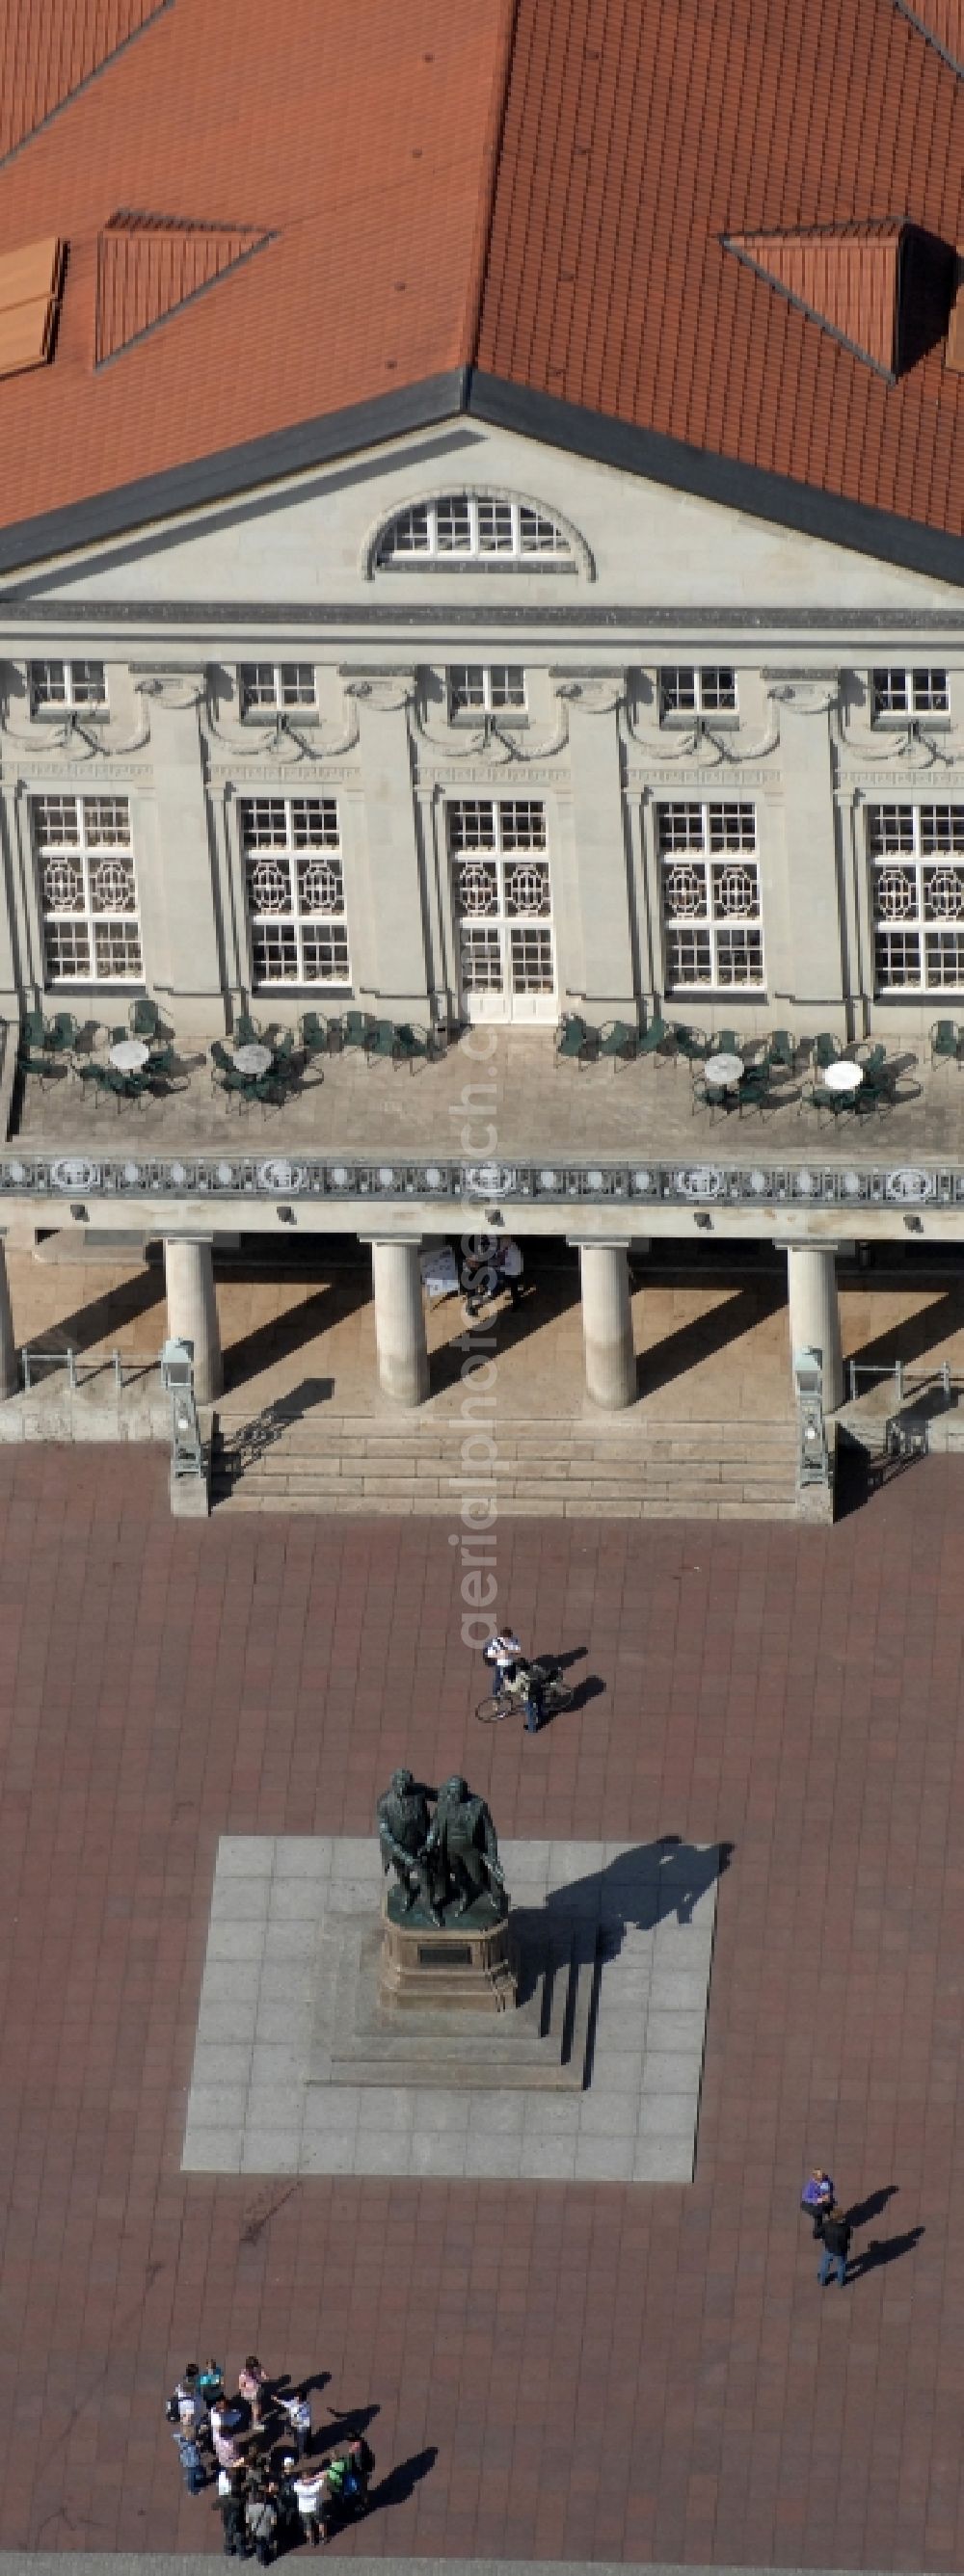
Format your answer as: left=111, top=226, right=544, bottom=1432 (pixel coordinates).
left=30, top=658, right=108, bottom=717
left=659, top=666, right=737, bottom=722
left=237, top=662, right=317, bottom=718
left=33, top=793, right=142, bottom=985
left=869, top=802, right=964, bottom=992
left=870, top=667, right=949, bottom=723
left=240, top=795, right=351, bottom=989
left=377, top=494, right=571, bottom=565
left=657, top=801, right=763, bottom=993
left=447, top=665, right=527, bottom=719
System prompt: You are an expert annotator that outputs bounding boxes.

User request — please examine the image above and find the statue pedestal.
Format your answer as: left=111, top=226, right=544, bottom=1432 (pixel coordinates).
left=379, top=1886, right=517, bottom=2015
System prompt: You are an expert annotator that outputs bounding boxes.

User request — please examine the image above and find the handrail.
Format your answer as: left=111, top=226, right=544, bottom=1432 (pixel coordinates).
left=20, top=1346, right=164, bottom=1393
left=847, top=1359, right=956, bottom=1404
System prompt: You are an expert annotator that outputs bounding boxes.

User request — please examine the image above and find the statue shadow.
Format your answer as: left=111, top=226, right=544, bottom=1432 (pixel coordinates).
left=508, top=1834, right=732, bottom=2054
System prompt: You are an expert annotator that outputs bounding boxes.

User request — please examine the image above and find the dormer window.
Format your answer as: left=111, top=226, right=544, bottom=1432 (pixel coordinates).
left=30, top=659, right=106, bottom=716
left=376, top=494, right=573, bottom=566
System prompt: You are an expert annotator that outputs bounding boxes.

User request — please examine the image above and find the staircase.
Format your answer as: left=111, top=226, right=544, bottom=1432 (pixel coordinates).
left=211, top=1409, right=800, bottom=1519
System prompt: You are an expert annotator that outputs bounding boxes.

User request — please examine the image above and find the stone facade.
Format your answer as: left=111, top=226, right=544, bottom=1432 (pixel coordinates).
left=1, top=419, right=963, bottom=1045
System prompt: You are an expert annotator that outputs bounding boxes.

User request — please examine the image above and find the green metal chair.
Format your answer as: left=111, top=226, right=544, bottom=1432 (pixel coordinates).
left=340, top=1010, right=370, bottom=1051
left=44, top=1011, right=78, bottom=1053
left=931, top=1018, right=962, bottom=1068
left=737, top=1061, right=773, bottom=1118
left=20, top=1007, right=46, bottom=1051
left=147, top=1044, right=176, bottom=1083
left=712, top=1028, right=741, bottom=1059
left=18, top=1045, right=54, bottom=1086
left=300, top=1010, right=329, bottom=1055
left=235, top=1009, right=262, bottom=1049
left=814, top=1032, right=840, bottom=1070
left=129, top=997, right=159, bottom=1042
left=393, top=1022, right=429, bottom=1071
left=672, top=1023, right=710, bottom=1066
left=637, top=1015, right=670, bottom=1060
left=766, top=1028, right=795, bottom=1071
left=555, top=1012, right=598, bottom=1068
left=365, top=1017, right=396, bottom=1062
left=599, top=1019, right=638, bottom=1064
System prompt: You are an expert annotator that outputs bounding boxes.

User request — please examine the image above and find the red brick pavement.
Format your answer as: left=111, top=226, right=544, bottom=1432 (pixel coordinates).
left=1, top=1449, right=963, bottom=2564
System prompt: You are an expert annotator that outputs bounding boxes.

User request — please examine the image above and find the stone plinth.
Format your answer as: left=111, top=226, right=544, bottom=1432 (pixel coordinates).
left=379, top=1884, right=516, bottom=2013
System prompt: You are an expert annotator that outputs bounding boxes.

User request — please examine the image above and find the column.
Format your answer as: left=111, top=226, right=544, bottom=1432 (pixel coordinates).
left=576, top=1241, right=635, bottom=1410
left=134, top=670, right=224, bottom=1017
left=163, top=1237, right=224, bottom=1404
left=785, top=1244, right=844, bottom=1414
left=0, top=1241, right=16, bottom=1399
left=345, top=671, right=429, bottom=1015
left=370, top=1238, right=428, bottom=1407
left=556, top=675, right=635, bottom=1010
left=764, top=674, right=844, bottom=1016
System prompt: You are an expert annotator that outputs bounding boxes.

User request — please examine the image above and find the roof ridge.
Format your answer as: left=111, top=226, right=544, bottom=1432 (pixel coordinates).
left=463, top=0, right=520, bottom=370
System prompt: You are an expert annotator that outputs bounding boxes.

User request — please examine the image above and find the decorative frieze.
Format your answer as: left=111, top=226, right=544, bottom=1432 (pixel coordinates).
left=0, top=1150, right=954, bottom=1209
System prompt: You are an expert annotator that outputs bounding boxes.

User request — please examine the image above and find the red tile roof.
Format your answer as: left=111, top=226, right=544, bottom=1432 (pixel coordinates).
left=1, top=0, right=964, bottom=572
left=722, top=226, right=905, bottom=380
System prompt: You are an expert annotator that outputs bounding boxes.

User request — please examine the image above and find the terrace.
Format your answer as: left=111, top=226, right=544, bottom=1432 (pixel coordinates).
left=5, top=1018, right=962, bottom=1199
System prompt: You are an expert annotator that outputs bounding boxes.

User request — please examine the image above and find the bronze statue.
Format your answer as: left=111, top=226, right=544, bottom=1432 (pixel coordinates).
left=376, top=1769, right=507, bottom=1925
left=377, top=1769, right=442, bottom=1925
left=425, top=1775, right=506, bottom=1919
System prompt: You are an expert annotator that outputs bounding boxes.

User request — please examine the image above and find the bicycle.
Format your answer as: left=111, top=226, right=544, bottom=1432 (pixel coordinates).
left=475, top=1658, right=575, bottom=1724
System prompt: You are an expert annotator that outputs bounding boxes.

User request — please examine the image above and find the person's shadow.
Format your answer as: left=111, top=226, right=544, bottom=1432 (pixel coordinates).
left=310, top=2399, right=380, bottom=2457
left=845, top=2184, right=897, bottom=2231
left=531, top=1642, right=606, bottom=1722
left=366, top=2444, right=438, bottom=2513
left=848, top=2226, right=924, bottom=2278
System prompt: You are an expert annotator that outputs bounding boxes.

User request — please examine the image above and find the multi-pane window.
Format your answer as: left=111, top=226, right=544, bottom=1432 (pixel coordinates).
left=240, top=797, right=350, bottom=986
left=869, top=804, right=964, bottom=990
left=377, top=495, right=570, bottom=564
left=238, top=663, right=316, bottom=715
left=659, top=667, right=737, bottom=717
left=448, top=665, right=526, bottom=717
left=448, top=801, right=554, bottom=1012
left=658, top=802, right=763, bottom=989
left=34, top=795, right=141, bottom=982
left=30, top=659, right=106, bottom=713
left=871, top=668, right=949, bottom=720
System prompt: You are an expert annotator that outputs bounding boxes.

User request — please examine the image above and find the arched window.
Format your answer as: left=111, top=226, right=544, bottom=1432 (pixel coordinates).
left=374, top=491, right=576, bottom=568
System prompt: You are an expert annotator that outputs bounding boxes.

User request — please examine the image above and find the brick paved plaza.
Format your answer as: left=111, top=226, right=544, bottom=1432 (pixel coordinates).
left=1, top=1450, right=964, bottom=2567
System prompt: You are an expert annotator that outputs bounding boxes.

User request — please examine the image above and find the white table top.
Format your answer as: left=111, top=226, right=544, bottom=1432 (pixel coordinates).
left=232, top=1042, right=273, bottom=1076
left=704, top=1051, right=744, bottom=1086
left=822, top=1058, right=864, bottom=1092
left=108, top=1037, right=149, bottom=1071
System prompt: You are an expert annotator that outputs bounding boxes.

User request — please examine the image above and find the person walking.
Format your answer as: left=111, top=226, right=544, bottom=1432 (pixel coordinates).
left=801, top=2167, right=835, bottom=2241
left=495, top=1236, right=525, bottom=1310
left=818, top=2202, right=851, bottom=2287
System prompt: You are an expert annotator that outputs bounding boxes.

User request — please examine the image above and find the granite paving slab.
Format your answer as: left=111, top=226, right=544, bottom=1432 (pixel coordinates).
left=183, top=1833, right=720, bottom=2180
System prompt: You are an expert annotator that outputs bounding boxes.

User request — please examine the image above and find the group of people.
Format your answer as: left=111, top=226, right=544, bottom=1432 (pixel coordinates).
left=463, top=1234, right=525, bottom=1317
left=801, top=2166, right=852, bottom=2286
left=167, top=2356, right=373, bottom=2558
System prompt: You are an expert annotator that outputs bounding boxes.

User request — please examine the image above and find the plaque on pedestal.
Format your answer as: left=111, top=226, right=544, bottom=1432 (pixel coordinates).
left=379, top=1882, right=516, bottom=2013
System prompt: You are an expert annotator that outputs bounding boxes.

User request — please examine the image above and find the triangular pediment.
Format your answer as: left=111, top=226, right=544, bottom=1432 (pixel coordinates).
left=723, top=224, right=904, bottom=378
left=94, top=212, right=273, bottom=365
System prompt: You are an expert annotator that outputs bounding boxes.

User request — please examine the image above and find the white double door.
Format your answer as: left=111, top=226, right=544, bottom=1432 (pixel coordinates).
left=453, top=848, right=556, bottom=1024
